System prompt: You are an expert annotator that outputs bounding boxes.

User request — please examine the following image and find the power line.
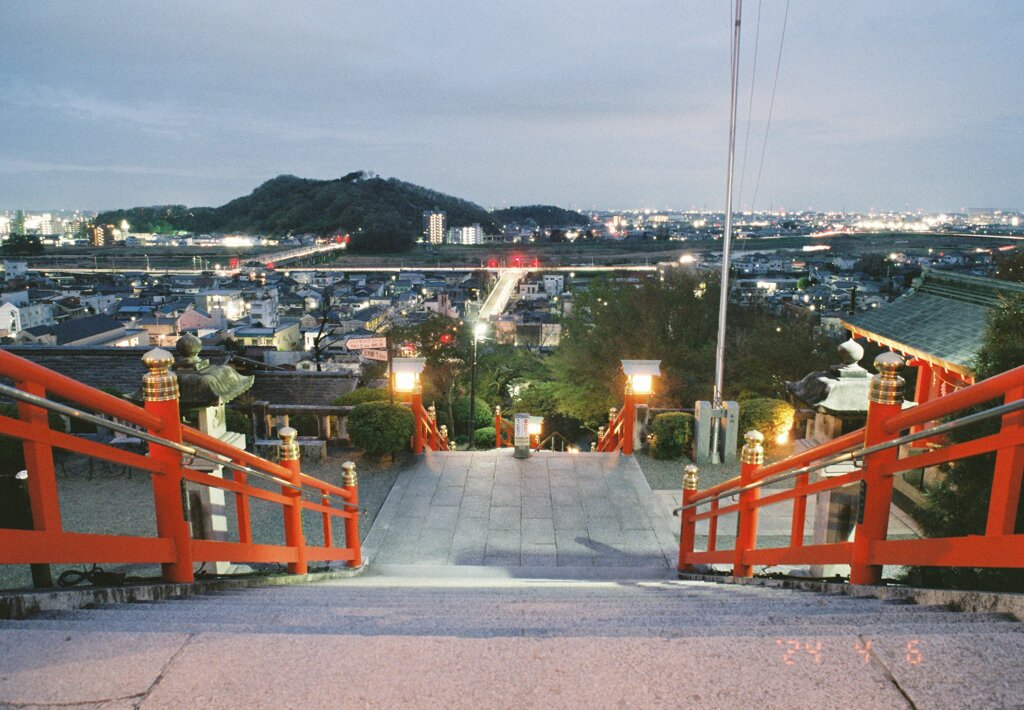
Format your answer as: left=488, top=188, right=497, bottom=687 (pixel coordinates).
left=736, top=0, right=763, bottom=210
left=750, top=0, right=791, bottom=213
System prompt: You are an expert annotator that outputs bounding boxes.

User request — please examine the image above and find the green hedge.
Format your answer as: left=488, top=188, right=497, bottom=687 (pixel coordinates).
left=347, top=402, right=414, bottom=457
left=473, top=426, right=497, bottom=450
left=649, top=412, right=694, bottom=460
left=737, top=398, right=795, bottom=449
left=447, top=396, right=492, bottom=437
left=332, top=388, right=390, bottom=406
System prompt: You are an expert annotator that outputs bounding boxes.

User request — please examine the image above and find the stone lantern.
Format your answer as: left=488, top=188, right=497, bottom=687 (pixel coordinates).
left=174, top=333, right=254, bottom=573
left=786, top=339, right=870, bottom=578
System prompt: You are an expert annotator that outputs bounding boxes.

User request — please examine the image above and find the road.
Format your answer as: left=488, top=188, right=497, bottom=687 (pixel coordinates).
left=478, top=268, right=525, bottom=320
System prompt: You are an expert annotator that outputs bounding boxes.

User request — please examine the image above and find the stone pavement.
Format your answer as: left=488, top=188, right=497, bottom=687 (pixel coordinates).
left=363, top=450, right=678, bottom=570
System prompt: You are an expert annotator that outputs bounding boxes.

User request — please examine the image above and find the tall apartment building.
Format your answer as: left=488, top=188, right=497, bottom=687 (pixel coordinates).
left=423, top=211, right=447, bottom=244
left=447, top=223, right=483, bottom=245
left=87, top=224, right=116, bottom=247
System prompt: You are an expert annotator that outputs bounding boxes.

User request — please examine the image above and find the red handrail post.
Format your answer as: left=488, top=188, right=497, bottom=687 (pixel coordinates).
left=142, top=348, right=194, bottom=584
left=734, top=430, right=764, bottom=578
left=986, top=385, right=1024, bottom=536
left=16, top=380, right=59, bottom=588
left=278, top=427, right=308, bottom=575
left=410, top=391, right=425, bottom=454
left=426, top=404, right=438, bottom=451
left=623, top=394, right=636, bottom=455
left=851, top=352, right=905, bottom=586
left=495, top=406, right=502, bottom=449
left=232, top=457, right=253, bottom=545
left=342, top=461, right=362, bottom=568
left=677, top=464, right=700, bottom=572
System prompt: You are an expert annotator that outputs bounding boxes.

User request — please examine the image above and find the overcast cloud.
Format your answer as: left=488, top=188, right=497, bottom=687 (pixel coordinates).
left=1, top=1, right=1021, bottom=212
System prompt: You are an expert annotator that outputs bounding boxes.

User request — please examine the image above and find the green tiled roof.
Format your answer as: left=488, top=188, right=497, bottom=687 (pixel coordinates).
left=841, top=269, right=1024, bottom=376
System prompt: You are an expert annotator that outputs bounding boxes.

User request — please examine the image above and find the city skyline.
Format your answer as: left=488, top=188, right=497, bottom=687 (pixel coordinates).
left=1, top=1, right=1022, bottom=213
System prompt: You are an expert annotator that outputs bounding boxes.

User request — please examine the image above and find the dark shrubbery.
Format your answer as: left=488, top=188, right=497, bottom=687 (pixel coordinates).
left=649, top=412, right=694, bottom=460
left=445, top=396, right=492, bottom=437
left=473, top=426, right=497, bottom=450
left=737, top=398, right=795, bottom=449
left=332, top=388, right=390, bottom=406
left=347, top=402, right=414, bottom=457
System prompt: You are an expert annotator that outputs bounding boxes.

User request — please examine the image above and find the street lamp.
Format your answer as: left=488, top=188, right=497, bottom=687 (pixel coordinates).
left=392, top=357, right=425, bottom=395
left=617, top=360, right=661, bottom=456
left=468, top=321, right=488, bottom=449
left=621, top=360, right=660, bottom=396
left=392, top=357, right=427, bottom=454
left=528, top=415, right=543, bottom=449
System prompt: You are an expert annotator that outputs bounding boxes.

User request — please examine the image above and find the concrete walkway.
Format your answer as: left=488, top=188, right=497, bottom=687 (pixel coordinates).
left=363, top=450, right=678, bottom=570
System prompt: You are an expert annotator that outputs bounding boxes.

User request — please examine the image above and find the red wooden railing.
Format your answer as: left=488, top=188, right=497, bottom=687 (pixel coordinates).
left=0, top=348, right=361, bottom=586
left=677, top=353, right=1024, bottom=585
left=597, top=397, right=640, bottom=454
left=494, top=407, right=513, bottom=448
left=406, top=394, right=449, bottom=453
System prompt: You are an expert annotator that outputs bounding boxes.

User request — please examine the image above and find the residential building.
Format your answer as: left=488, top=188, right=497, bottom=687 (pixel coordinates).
left=447, top=224, right=483, bottom=245
left=423, top=211, right=447, bottom=245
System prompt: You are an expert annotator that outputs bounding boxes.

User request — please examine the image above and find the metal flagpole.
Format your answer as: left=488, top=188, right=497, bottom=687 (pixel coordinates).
left=711, top=0, right=743, bottom=464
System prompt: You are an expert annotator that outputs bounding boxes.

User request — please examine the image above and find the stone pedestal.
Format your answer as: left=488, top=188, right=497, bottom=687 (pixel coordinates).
left=692, top=400, right=739, bottom=465
left=185, top=403, right=247, bottom=575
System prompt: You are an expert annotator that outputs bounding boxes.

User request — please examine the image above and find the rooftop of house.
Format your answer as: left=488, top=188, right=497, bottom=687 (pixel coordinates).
left=842, top=268, right=1024, bottom=376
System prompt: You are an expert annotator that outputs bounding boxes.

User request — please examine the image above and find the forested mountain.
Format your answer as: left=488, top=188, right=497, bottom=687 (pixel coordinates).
left=490, top=205, right=589, bottom=226
left=96, top=172, right=499, bottom=252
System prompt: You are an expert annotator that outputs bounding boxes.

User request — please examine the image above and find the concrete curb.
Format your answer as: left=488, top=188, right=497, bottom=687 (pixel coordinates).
left=0, top=565, right=366, bottom=620
left=677, top=571, right=1024, bottom=621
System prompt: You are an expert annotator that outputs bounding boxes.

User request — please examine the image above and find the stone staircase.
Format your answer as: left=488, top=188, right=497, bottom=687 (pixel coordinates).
left=1, top=565, right=1022, bottom=708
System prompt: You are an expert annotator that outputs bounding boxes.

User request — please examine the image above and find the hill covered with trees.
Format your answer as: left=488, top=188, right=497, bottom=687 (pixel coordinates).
left=490, top=205, right=589, bottom=227
left=96, top=172, right=500, bottom=253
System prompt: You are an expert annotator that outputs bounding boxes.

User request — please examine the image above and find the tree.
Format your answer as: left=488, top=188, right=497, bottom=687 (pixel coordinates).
left=1, top=234, right=43, bottom=256
left=913, top=293, right=1024, bottom=591
left=309, top=286, right=342, bottom=372
left=543, top=270, right=832, bottom=426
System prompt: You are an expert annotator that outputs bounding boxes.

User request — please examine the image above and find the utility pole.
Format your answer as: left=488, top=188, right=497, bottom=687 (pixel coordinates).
left=710, top=0, right=743, bottom=464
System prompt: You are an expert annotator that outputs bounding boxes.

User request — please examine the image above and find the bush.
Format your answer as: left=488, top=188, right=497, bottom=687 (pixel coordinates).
left=225, top=408, right=251, bottom=436
left=449, top=396, right=492, bottom=437
left=332, top=388, right=390, bottom=406
left=737, top=398, right=795, bottom=449
left=649, top=412, right=694, bottom=460
left=347, top=402, right=414, bottom=457
left=290, top=412, right=321, bottom=437
left=473, top=426, right=497, bottom=450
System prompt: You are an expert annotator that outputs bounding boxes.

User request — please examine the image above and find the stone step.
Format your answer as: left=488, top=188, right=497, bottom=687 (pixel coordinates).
left=3, top=617, right=1020, bottom=639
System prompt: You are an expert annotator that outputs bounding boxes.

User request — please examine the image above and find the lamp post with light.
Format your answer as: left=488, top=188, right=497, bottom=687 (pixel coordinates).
left=619, top=360, right=660, bottom=455
left=528, top=415, right=543, bottom=449
left=467, top=321, right=488, bottom=450
left=392, top=357, right=427, bottom=454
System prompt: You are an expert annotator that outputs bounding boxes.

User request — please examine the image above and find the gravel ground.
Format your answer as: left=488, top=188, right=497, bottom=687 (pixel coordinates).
left=635, top=443, right=797, bottom=492
left=0, top=445, right=408, bottom=592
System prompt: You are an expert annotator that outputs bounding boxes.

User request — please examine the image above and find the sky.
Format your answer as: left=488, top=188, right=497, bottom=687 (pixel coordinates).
left=1, top=1, right=1022, bottom=213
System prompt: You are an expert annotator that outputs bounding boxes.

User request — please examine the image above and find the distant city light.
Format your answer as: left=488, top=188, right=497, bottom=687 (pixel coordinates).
left=679, top=254, right=696, bottom=264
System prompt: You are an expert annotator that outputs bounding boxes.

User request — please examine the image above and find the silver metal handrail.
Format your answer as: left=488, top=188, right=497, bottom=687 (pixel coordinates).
left=675, top=396, right=1024, bottom=514
left=0, top=382, right=357, bottom=509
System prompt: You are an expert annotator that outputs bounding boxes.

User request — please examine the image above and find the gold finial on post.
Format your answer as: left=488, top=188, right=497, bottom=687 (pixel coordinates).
left=609, top=407, right=617, bottom=422
left=869, top=352, right=905, bottom=405
left=682, top=464, right=700, bottom=491
left=142, top=348, right=179, bottom=402
left=427, top=404, right=436, bottom=421
left=278, top=426, right=300, bottom=462
left=740, top=430, right=765, bottom=466
left=341, top=461, right=357, bottom=487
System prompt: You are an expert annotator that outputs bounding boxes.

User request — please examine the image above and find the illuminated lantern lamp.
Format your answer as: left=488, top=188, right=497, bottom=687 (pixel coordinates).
left=392, top=357, right=426, bottom=395
left=528, top=415, right=544, bottom=449
left=618, top=360, right=661, bottom=455
left=621, top=359, right=661, bottom=397
left=392, top=357, right=428, bottom=454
